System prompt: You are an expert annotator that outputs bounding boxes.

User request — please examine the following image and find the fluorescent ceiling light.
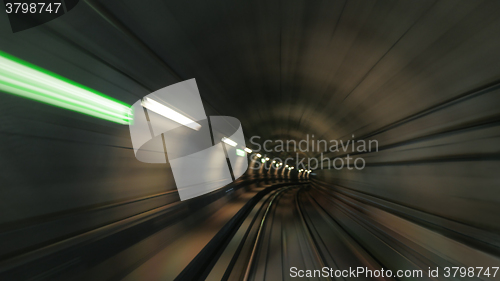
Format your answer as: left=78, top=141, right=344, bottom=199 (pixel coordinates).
left=221, top=137, right=237, bottom=147
left=244, top=147, right=252, bottom=153
left=142, top=97, right=201, bottom=130
left=0, top=51, right=131, bottom=124
left=256, top=153, right=262, bottom=158
left=222, top=138, right=238, bottom=147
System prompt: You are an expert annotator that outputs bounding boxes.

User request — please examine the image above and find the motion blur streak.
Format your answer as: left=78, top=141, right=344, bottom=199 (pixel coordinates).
left=0, top=50, right=131, bottom=124
left=1, top=0, right=500, bottom=281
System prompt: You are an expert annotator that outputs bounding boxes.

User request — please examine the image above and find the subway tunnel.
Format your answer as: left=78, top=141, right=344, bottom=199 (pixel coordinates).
left=1, top=0, right=500, bottom=280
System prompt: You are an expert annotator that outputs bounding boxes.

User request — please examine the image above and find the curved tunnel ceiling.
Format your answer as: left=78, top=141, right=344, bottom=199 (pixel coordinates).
left=1, top=0, right=500, bottom=160
left=96, top=0, right=500, bottom=159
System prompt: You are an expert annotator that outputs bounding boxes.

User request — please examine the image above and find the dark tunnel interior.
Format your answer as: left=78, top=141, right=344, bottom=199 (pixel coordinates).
left=0, top=0, right=500, bottom=280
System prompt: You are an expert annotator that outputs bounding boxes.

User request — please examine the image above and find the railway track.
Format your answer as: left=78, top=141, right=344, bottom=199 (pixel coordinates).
left=185, top=184, right=385, bottom=281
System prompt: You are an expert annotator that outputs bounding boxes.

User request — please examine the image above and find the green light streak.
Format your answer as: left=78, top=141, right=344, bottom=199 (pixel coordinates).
left=236, top=148, right=245, bottom=157
left=0, top=50, right=132, bottom=124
